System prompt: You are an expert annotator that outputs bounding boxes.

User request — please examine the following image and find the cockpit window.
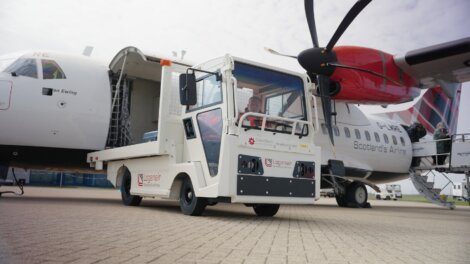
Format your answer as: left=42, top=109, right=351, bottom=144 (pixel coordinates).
left=0, top=57, right=17, bottom=72
left=42, top=59, right=66, bottom=79
left=3, top=58, right=38, bottom=78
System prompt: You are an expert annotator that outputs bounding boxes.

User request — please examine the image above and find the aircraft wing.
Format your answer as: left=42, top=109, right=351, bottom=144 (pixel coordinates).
left=393, top=37, right=470, bottom=89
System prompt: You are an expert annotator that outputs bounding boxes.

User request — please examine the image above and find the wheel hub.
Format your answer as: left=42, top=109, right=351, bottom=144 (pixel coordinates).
left=355, top=187, right=366, bottom=204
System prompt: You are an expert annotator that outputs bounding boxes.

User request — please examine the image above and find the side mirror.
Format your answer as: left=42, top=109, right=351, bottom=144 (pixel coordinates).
left=179, top=73, right=197, bottom=106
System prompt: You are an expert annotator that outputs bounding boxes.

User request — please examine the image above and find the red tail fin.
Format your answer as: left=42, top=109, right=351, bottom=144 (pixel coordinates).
left=380, top=85, right=461, bottom=135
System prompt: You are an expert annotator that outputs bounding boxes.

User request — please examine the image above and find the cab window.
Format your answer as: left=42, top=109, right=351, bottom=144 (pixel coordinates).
left=42, top=60, right=66, bottom=79
left=188, top=73, right=222, bottom=111
left=392, top=135, right=398, bottom=145
left=3, top=58, right=38, bottom=78
left=233, top=61, right=307, bottom=135
left=400, top=136, right=406, bottom=146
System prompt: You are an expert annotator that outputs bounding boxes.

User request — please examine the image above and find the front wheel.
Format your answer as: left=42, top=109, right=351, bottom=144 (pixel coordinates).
left=179, top=178, right=207, bottom=216
left=252, top=204, right=280, bottom=217
left=121, top=170, right=142, bottom=206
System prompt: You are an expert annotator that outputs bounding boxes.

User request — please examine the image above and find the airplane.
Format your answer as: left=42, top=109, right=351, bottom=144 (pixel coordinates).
left=1, top=0, right=469, bottom=208
left=265, top=0, right=470, bottom=208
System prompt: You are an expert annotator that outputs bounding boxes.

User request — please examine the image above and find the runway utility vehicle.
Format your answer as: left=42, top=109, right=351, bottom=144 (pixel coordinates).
left=87, top=55, right=321, bottom=216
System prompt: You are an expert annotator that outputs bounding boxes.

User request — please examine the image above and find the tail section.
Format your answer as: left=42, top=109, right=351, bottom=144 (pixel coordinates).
left=379, top=84, right=461, bottom=135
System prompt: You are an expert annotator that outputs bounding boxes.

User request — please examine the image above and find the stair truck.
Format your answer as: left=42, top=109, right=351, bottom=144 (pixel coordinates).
left=87, top=55, right=321, bottom=216
left=411, top=133, right=470, bottom=208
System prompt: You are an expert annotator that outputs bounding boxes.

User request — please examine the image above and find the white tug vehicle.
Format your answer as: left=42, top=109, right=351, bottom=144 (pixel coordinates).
left=87, top=55, right=322, bottom=216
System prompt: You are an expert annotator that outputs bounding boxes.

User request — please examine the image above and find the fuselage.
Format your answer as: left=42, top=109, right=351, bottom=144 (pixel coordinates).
left=313, top=101, right=412, bottom=184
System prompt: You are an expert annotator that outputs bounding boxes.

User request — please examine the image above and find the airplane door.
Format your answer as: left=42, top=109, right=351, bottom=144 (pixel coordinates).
left=0, top=80, right=12, bottom=110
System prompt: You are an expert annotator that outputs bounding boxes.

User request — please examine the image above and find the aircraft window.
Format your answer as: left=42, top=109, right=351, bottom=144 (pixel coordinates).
left=400, top=136, right=405, bottom=146
left=321, top=123, right=327, bottom=135
left=392, top=135, right=398, bottom=145
left=3, top=58, right=38, bottom=78
left=333, top=126, right=340, bottom=137
left=365, top=131, right=371, bottom=141
left=383, top=134, right=389, bottom=144
left=374, top=132, right=380, bottom=142
left=355, top=129, right=361, bottom=139
left=42, top=60, right=66, bottom=79
left=344, top=127, right=351, bottom=138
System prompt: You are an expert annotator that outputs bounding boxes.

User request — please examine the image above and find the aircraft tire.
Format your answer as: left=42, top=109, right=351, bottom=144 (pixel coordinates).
left=335, top=195, right=347, bottom=207
left=179, top=178, right=207, bottom=216
left=346, top=182, right=368, bottom=208
left=120, top=170, right=142, bottom=206
left=253, top=204, right=280, bottom=217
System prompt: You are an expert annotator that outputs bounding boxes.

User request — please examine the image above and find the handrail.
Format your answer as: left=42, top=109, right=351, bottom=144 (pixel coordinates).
left=231, top=76, right=239, bottom=122
left=311, top=94, right=319, bottom=132
left=237, top=112, right=310, bottom=136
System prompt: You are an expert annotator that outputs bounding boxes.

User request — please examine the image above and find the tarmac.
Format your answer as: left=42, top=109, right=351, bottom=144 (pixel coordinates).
left=0, top=186, right=469, bottom=264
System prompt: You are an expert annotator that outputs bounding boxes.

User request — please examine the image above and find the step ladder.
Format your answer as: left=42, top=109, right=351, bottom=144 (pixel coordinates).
left=409, top=168, right=455, bottom=209
left=106, top=76, right=132, bottom=148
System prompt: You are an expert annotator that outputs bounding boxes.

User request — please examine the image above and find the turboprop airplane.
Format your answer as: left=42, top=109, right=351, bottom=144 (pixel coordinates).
left=1, top=1, right=469, bottom=208
left=264, top=0, right=470, bottom=208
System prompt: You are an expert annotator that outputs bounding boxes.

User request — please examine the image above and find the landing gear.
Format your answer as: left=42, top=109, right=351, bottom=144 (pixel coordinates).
left=335, top=182, right=370, bottom=208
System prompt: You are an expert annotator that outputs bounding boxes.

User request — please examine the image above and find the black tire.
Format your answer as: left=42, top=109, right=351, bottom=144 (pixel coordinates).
left=253, top=204, right=280, bottom=217
left=346, top=182, right=368, bottom=208
left=335, top=195, right=347, bottom=207
left=121, top=170, right=142, bottom=206
left=179, top=178, right=207, bottom=216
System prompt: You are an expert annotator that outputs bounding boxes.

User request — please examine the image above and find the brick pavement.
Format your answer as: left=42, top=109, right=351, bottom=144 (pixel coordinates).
left=0, top=187, right=469, bottom=264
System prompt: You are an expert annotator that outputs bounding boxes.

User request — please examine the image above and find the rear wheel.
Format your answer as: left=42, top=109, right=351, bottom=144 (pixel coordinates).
left=179, top=178, right=207, bottom=216
left=252, top=204, right=280, bottom=217
left=121, top=170, right=142, bottom=206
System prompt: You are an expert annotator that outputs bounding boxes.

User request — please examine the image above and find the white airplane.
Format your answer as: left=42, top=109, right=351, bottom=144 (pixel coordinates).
left=1, top=1, right=469, bottom=208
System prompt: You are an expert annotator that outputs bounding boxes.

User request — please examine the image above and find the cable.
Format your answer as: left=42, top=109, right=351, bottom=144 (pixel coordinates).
left=0, top=168, right=24, bottom=197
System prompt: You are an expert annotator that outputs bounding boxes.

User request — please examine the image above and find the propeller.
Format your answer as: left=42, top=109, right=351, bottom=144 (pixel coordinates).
left=298, top=0, right=372, bottom=145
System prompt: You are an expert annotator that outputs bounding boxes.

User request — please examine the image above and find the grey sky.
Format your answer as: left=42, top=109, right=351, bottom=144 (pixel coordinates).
left=1, top=0, right=469, bottom=193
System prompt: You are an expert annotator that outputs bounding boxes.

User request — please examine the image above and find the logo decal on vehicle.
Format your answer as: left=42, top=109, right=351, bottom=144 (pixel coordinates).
left=137, top=174, right=143, bottom=187
left=265, top=158, right=273, bottom=167
left=248, top=137, right=255, bottom=145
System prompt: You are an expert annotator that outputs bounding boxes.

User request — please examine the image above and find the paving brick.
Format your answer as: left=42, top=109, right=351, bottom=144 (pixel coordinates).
left=0, top=187, right=469, bottom=264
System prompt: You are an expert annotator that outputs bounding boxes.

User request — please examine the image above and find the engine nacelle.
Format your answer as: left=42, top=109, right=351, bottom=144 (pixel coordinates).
left=330, top=46, right=421, bottom=104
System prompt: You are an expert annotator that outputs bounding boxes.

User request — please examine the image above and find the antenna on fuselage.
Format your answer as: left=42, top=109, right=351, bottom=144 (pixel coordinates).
left=82, top=46, right=94, bottom=57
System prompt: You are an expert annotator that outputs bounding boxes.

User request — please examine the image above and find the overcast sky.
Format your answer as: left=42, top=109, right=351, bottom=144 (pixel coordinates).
left=1, top=0, right=469, bottom=193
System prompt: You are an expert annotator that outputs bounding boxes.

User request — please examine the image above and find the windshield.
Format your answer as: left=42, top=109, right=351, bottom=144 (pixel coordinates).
left=233, top=61, right=307, bottom=134
left=3, top=57, right=38, bottom=78
left=0, top=57, right=17, bottom=72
